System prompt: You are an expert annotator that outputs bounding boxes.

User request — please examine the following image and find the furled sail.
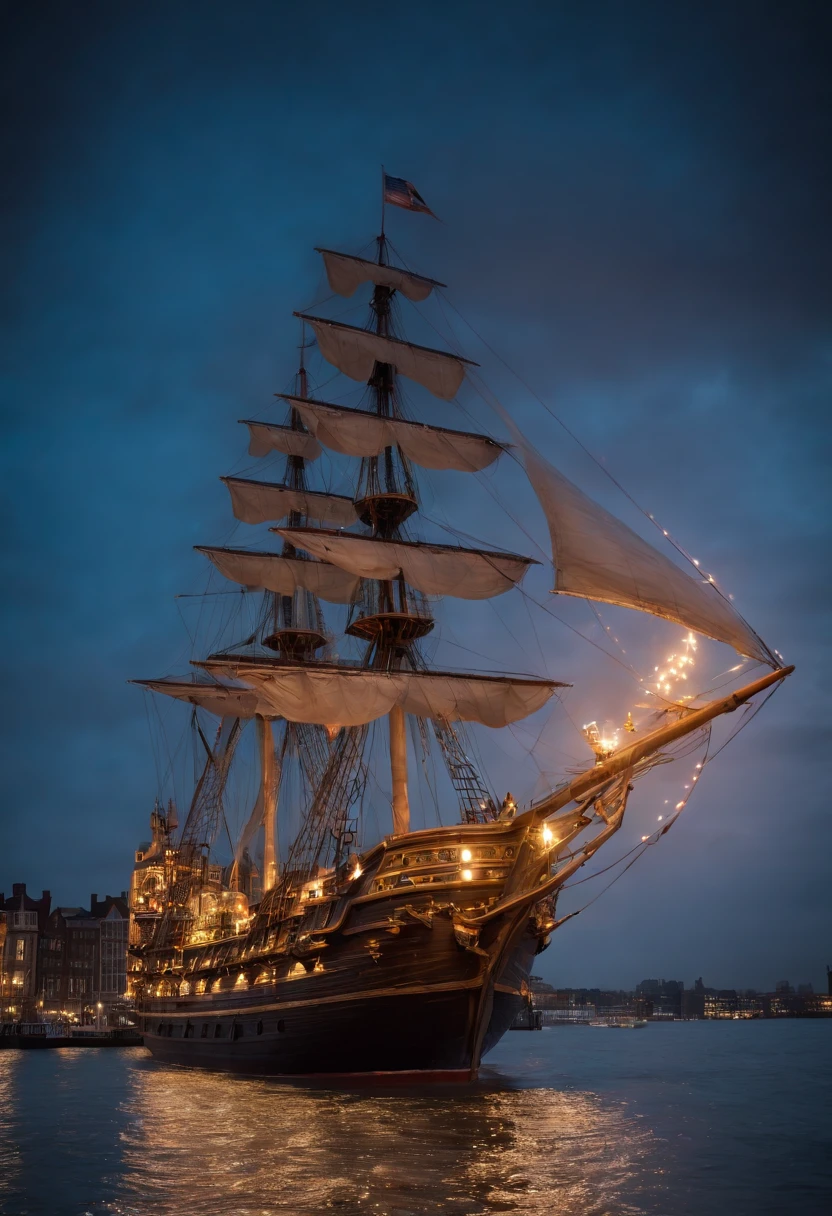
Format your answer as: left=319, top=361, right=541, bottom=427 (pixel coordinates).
left=295, top=313, right=475, bottom=401
left=316, top=248, right=445, bottom=303
left=199, top=661, right=564, bottom=728
left=277, top=396, right=504, bottom=472
left=196, top=546, right=360, bottom=603
left=241, top=420, right=321, bottom=461
left=521, top=445, right=775, bottom=665
left=276, top=528, right=535, bottom=600
left=133, top=677, right=265, bottom=718
left=222, top=477, right=358, bottom=527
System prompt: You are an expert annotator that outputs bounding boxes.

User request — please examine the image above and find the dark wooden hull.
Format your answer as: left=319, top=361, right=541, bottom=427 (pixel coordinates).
left=139, top=904, right=539, bottom=1079
left=136, top=818, right=556, bottom=1079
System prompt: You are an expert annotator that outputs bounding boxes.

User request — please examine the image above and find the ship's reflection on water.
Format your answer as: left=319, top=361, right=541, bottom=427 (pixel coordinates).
left=113, top=1059, right=657, bottom=1215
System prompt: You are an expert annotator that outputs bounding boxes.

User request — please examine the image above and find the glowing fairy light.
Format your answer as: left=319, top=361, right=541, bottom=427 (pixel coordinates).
left=542, top=825, right=554, bottom=846
left=654, top=632, right=698, bottom=698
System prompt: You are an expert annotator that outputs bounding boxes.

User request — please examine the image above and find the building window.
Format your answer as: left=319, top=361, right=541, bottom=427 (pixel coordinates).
left=15, top=939, right=25, bottom=961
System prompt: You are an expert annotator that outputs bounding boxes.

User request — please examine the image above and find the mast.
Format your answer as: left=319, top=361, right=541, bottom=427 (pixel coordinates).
left=258, top=716, right=278, bottom=891
left=376, top=227, right=410, bottom=835
left=389, top=703, right=410, bottom=834
left=355, top=228, right=421, bottom=834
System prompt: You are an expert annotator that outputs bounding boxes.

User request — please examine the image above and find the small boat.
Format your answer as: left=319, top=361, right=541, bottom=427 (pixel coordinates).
left=587, top=1017, right=648, bottom=1029
left=4, top=1023, right=142, bottom=1049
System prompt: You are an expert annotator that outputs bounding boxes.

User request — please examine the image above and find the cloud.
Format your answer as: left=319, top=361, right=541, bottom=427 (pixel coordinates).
left=1, top=0, right=829, bottom=986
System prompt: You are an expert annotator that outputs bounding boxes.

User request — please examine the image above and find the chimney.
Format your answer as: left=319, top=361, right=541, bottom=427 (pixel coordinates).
left=12, top=883, right=25, bottom=897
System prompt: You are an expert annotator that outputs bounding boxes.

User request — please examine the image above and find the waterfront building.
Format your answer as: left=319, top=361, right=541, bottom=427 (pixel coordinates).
left=636, top=978, right=684, bottom=1018
left=802, top=993, right=832, bottom=1016
left=96, top=897, right=130, bottom=1007
left=681, top=978, right=706, bottom=1018
left=705, top=990, right=738, bottom=1019
left=0, top=884, right=51, bottom=1018
left=38, top=894, right=130, bottom=1022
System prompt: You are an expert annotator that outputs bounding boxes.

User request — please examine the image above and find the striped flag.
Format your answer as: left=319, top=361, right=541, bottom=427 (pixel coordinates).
left=383, top=174, right=437, bottom=218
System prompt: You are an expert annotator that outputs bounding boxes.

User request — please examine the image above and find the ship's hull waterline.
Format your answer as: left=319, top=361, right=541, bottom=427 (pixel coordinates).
left=137, top=822, right=552, bottom=1079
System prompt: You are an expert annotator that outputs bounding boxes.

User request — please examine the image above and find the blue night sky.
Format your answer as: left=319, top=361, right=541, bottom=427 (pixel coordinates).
left=2, top=1, right=829, bottom=991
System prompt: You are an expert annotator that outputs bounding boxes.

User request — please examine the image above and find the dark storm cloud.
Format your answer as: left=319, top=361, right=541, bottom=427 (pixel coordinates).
left=1, top=0, right=829, bottom=989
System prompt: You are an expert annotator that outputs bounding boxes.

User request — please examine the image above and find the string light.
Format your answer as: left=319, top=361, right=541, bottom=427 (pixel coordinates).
left=653, top=632, right=698, bottom=697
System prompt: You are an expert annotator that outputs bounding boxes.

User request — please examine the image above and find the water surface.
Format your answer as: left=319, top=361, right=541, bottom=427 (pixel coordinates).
left=1, top=1021, right=829, bottom=1215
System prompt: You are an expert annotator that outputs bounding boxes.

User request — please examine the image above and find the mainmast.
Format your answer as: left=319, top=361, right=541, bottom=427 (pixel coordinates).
left=342, top=231, right=430, bottom=833
left=258, top=715, right=279, bottom=891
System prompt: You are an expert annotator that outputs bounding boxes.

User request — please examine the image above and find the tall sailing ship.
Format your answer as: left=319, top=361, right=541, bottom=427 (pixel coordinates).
left=131, top=176, right=791, bottom=1079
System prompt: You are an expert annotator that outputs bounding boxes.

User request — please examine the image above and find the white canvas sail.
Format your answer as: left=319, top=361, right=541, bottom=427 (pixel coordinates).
left=222, top=477, right=358, bottom=527
left=296, top=314, right=474, bottom=401
left=521, top=445, right=775, bottom=664
left=279, top=397, right=503, bottom=472
left=242, top=420, right=321, bottom=461
left=317, top=249, right=444, bottom=303
left=133, top=677, right=265, bottom=718
left=196, top=546, right=361, bottom=603
left=199, top=662, right=562, bottom=728
left=277, top=528, right=534, bottom=600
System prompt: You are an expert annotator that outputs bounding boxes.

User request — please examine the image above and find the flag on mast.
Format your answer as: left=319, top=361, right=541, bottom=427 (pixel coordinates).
left=383, top=174, right=437, bottom=217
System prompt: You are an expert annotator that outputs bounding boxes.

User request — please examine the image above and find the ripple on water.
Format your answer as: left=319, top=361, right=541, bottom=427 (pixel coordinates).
left=98, top=1062, right=657, bottom=1216
left=3, top=1025, right=829, bottom=1216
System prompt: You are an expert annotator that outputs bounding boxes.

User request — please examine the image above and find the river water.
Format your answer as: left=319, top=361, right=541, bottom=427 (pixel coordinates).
left=0, top=1021, right=829, bottom=1215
